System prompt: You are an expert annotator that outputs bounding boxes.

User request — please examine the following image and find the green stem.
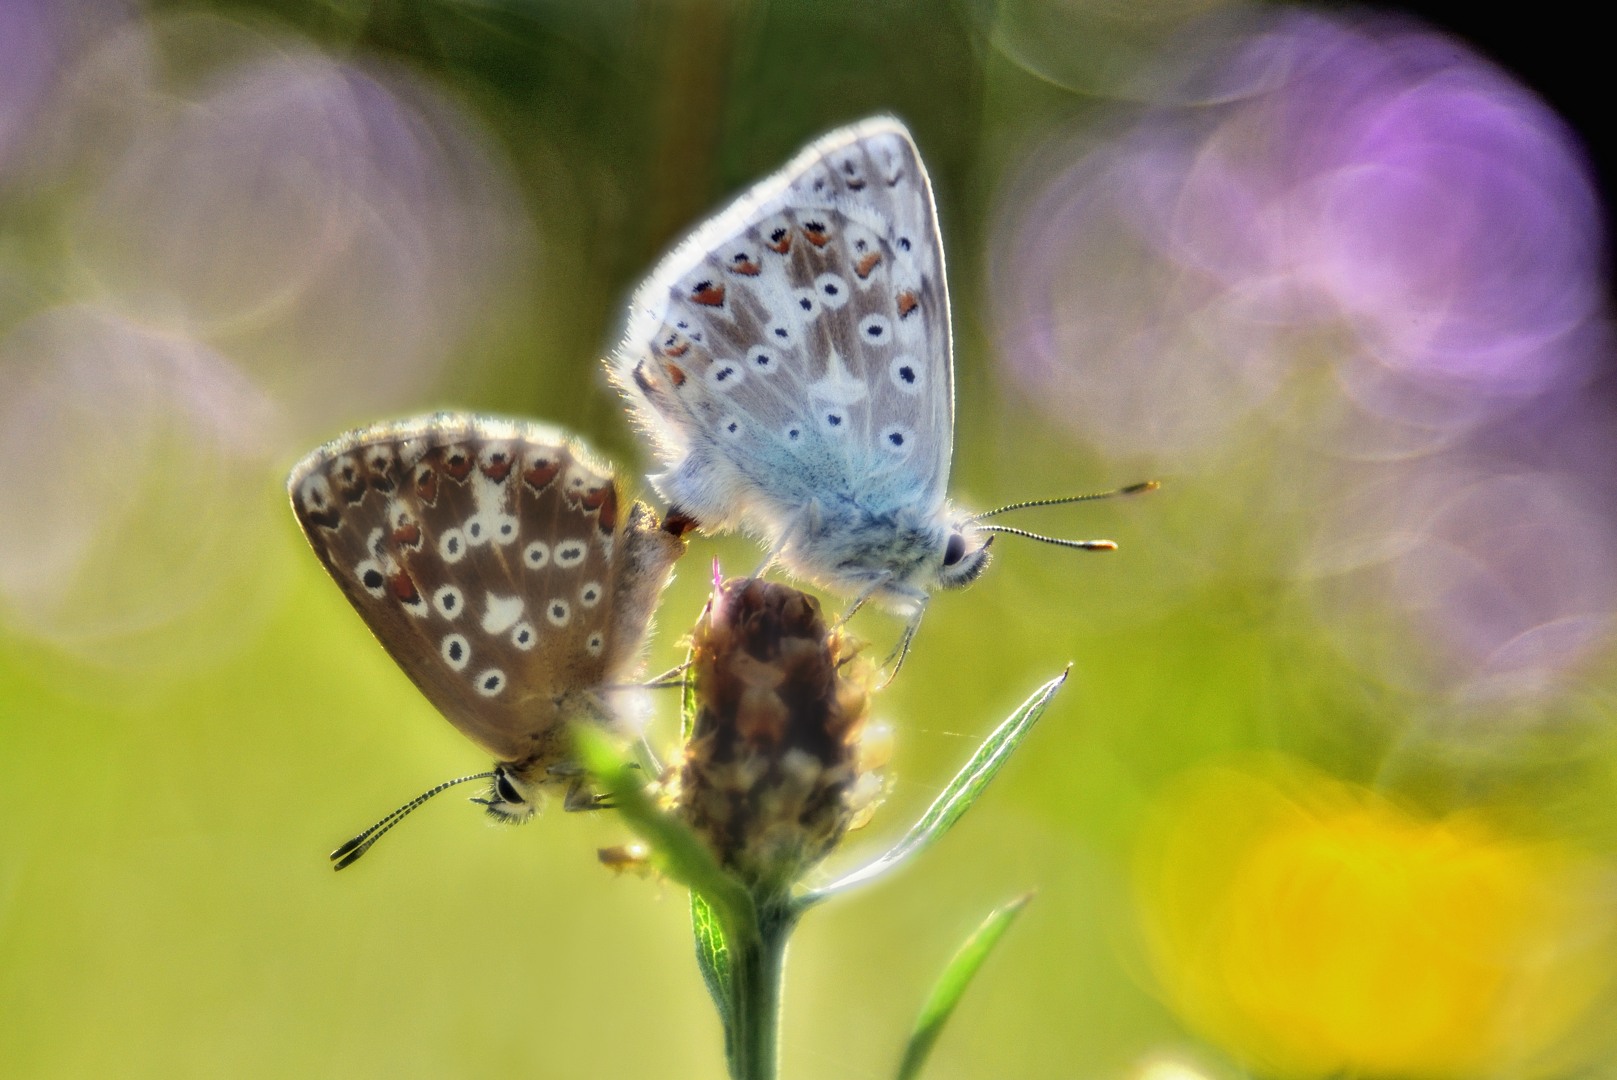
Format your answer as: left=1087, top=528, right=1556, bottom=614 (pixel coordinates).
left=726, top=899, right=798, bottom=1080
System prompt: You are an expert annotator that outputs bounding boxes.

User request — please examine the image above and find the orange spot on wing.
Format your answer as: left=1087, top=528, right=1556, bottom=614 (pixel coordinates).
left=896, top=291, right=919, bottom=319
left=803, top=221, right=830, bottom=247
left=387, top=569, right=420, bottom=604
left=480, top=455, right=513, bottom=482
left=666, top=363, right=687, bottom=387
left=442, top=450, right=474, bottom=481
left=692, top=282, right=726, bottom=307
left=767, top=229, right=791, bottom=254
left=730, top=259, right=761, bottom=276
left=391, top=522, right=422, bottom=549
left=523, top=460, right=560, bottom=491
left=415, top=467, right=439, bottom=504
left=594, top=485, right=619, bottom=534
left=855, top=252, right=882, bottom=279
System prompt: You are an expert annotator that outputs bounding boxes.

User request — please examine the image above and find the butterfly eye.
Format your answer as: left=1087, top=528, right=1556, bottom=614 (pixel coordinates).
left=494, top=771, right=524, bottom=805
left=942, top=533, right=967, bottom=567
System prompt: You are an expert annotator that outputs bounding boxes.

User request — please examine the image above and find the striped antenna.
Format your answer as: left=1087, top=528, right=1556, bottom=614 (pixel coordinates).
left=974, top=526, right=1117, bottom=551
left=972, top=480, right=1157, bottom=520
left=329, top=772, right=495, bottom=871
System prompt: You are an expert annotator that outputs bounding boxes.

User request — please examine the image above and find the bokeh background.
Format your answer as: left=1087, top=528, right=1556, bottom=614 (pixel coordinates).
left=4, top=1, right=1616, bottom=1078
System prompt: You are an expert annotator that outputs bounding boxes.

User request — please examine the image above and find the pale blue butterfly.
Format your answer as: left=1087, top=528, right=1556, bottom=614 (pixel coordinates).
left=610, top=117, right=1150, bottom=660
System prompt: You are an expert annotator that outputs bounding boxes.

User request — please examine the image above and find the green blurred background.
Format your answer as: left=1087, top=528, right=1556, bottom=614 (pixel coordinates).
left=4, top=1, right=1617, bottom=1078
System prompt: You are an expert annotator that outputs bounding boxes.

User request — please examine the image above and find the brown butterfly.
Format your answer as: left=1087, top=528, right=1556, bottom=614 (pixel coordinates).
left=287, top=413, right=689, bottom=867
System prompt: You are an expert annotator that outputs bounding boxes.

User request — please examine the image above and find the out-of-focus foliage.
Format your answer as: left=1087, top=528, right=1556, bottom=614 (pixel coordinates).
left=2, top=2, right=1614, bottom=1078
left=1136, top=759, right=1617, bottom=1078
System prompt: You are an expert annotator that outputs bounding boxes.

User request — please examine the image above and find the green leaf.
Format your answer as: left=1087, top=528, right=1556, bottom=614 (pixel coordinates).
left=680, top=637, right=699, bottom=741
left=691, top=891, right=734, bottom=1022
left=895, top=893, right=1033, bottom=1080
left=804, top=668, right=1068, bottom=902
left=574, top=727, right=758, bottom=944
left=674, top=640, right=735, bottom=1018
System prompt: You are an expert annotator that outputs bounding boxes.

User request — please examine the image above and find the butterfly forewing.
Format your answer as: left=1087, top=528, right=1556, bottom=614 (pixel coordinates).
left=613, top=118, right=955, bottom=540
left=289, top=414, right=678, bottom=775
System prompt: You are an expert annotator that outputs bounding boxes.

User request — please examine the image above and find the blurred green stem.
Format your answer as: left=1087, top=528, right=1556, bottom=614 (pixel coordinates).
left=726, top=899, right=799, bottom=1080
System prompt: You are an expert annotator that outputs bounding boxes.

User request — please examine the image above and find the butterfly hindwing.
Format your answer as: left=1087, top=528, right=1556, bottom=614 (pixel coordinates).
left=289, top=414, right=679, bottom=773
left=613, top=117, right=954, bottom=544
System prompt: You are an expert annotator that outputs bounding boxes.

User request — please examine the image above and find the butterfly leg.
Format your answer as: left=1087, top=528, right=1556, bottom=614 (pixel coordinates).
left=632, top=734, right=664, bottom=777
left=834, top=572, right=896, bottom=630
left=751, top=504, right=822, bottom=578
left=879, top=598, right=929, bottom=687
left=597, top=660, right=691, bottom=693
left=639, top=659, right=692, bottom=689
left=751, top=528, right=795, bottom=578
left=562, top=774, right=615, bottom=812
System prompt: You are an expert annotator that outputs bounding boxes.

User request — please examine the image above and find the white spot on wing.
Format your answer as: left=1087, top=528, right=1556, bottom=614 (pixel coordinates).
left=763, top=319, right=796, bottom=347
left=475, top=669, right=505, bottom=697
left=889, top=355, right=922, bottom=394
left=355, top=560, right=386, bottom=598
left=791, top=287, right=820, bottom=321
left=547, top=599, right=571, bottom=627
left=439, top=528, right=467, bottom=563
left=524, top=540, right=550, bottom=569
left=707, top=360, right=745, bottom=392
left=442, top=634, right=470, bottom=670
left=858, top=314, right=892, bottom=345
left=299, top=474, right=332, bottom=511
left=810, top=350, right=869, bottom=406
left=481, top=594, right=524, bottom=635
left=463, top=514, right=493, bottom=547
left=814, top=273, right=849, bottom=309
left=879, top=425, right=914, bottom=457
left=433, top=585, right=464, bottom=620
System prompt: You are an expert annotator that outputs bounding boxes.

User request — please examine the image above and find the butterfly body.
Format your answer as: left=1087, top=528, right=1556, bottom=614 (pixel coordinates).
left=288, top=413, right=685, bottom=817
left=612, top=118, right=992, bottom=618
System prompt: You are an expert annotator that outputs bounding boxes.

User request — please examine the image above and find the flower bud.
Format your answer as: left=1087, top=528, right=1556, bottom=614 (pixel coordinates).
left=676, top=578, right=877, bottom=895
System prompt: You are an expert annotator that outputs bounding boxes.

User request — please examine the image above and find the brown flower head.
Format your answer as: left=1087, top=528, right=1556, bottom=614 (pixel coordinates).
left=676, top=577, right=877, bottom=895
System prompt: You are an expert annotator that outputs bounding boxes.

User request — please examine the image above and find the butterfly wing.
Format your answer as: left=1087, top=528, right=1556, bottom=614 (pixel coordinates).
left=611, top=117, right=954, bottom=551
left=288, top=414, right=683, bottom=771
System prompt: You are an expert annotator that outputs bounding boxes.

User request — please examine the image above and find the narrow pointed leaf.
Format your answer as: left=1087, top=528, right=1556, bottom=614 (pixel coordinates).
left=680, top=638, right=700, bottom=741
left=575, top=727, right=758, bottom=943
left=671, top=639, right=737, bottom=1016
left=895, top=893, right=1033, bottom=1080
left=691, top=891, right=734, bottom=1020
left=805, top=669, right=1068, bottom=902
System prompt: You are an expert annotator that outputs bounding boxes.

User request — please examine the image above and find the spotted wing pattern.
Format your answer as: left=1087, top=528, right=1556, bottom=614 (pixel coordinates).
left=288, top=414, right=683, bottom=778
left=611, top=117, right=954, bottom=544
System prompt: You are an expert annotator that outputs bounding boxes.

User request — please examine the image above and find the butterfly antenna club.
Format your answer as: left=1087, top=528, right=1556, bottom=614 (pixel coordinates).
left=974, top=526, right=1119, bottom=551
left=972, top=480, right=1158, bottom=520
